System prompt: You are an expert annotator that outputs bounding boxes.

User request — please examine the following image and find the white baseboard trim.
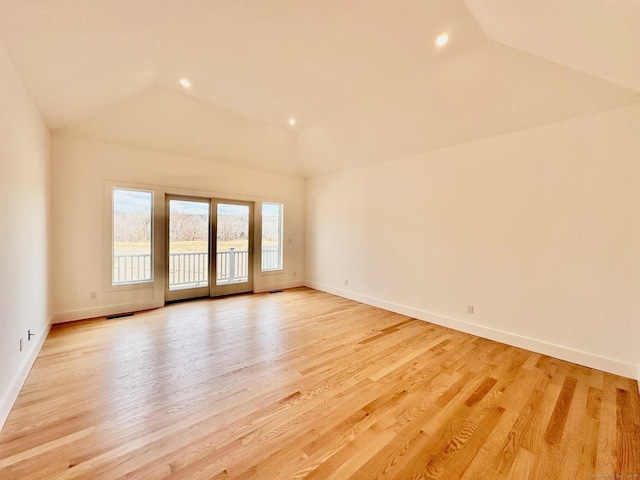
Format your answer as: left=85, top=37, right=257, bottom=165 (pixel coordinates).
left=52, top=285, right=309, bottom=324
left=52, top=301, right=162, bottom=324
left=254, top=281, right=304, bottom=294
left=0, top=319, right=52, bottom=432
left=305, top=281, right=637, bottom=380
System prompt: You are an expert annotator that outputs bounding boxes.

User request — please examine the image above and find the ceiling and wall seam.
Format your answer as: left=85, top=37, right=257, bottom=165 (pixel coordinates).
left=1, top=1, right=637, bottom=178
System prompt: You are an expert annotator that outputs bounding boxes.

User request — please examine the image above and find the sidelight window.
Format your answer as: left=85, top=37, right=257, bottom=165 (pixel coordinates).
left=261, top=203, right=283, bottom=271
left=112, top=188, right=153, bottom=285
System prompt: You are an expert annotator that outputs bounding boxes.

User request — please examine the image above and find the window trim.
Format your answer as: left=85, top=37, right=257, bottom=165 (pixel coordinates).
left=261, top=202, right=284, bottom=273
left=104, top=183, right=156, bottom=292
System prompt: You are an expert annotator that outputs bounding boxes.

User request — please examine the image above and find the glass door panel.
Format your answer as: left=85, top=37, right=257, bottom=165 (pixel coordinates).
left=166, top=196, right=211, bottom=301
left=212, top=201, right=253, bottom=296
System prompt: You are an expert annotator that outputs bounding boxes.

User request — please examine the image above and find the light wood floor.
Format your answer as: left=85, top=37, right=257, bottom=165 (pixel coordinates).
left=1, top=288, right=638, bottom=479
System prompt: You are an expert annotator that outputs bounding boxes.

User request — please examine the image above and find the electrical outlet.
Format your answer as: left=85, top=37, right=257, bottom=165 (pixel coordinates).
left=344, top=279, right=349, bottom=286
left=467, top=305, right=474, bottom=314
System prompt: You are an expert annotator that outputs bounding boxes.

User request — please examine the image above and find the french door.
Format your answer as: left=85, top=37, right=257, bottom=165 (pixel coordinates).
left=165, top=195, right=254, bottom=302
left=212, top=200, right=254, bottom=296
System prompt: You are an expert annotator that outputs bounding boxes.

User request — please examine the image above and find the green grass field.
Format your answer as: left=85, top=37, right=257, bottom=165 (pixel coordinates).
left=114, top=240, right=278, bottom=254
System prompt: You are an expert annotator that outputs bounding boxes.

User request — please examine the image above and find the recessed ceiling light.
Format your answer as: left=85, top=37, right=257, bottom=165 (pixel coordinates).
left=435, top=34, right=449, bottom=47
left=288, top=118, right=297, bottom=126
left=179, top=78, right=191, bottom=88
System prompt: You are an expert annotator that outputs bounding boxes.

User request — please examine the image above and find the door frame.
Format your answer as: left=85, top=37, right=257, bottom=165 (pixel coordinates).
left=165, top=194, right=212, bottom=302
left=211, top=199, right=254, bottom=297
left=164, top=195, right=255, bottom=302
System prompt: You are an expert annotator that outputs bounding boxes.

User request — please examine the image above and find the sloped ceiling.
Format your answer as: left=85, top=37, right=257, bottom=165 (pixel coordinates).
left=64, top=86, right=304, bottom=177
left=298, top=41, right=640, bottom=176
left=0, top=0, right=638, bottom=178
left=465, top=0, right=640, bottom=92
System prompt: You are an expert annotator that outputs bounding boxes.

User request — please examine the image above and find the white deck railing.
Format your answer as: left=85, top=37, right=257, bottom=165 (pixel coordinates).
left=113, top=247, right=280, bottom=286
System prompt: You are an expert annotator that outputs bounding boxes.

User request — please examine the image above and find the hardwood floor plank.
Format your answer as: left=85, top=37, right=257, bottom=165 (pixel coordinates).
left=596, top=374, right=619, bottom=475
left=493, top=398, right=536, bottom=475
left=616, top=388, right=640, bottom=475
left=575, top=415, right=600, bottom=479
left=504, top=447, right=535, bottom=480
left=342, top=372, right=463, bottom=480
left=464, top=377, right=498, bottom=408
left=0, top=287, right=638, bottom=479
left=544, top=375, right=578, bottom=445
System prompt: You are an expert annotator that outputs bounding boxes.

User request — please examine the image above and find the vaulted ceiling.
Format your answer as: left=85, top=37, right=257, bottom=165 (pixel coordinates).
left=1, top=0, right=638, bottom=177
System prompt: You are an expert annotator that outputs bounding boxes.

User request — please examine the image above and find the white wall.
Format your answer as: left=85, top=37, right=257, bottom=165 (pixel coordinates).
left=306, top=104, right=640, bottom=379
left=51, top=133, right=305, bottom=322
left=0, top=41, right=51, bottom=428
